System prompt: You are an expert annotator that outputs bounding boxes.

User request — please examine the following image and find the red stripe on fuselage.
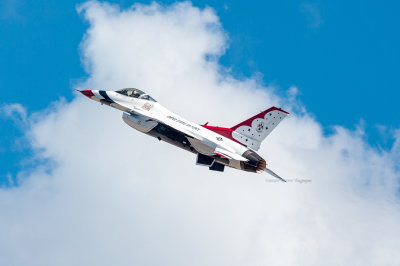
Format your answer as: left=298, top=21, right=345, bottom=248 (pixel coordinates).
left=201, top=125, right=247, bottom=147
left=215, top=152, right=229, bottom=158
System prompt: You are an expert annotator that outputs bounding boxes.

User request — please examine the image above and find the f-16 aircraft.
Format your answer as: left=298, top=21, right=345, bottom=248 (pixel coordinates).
left=79, top=88, right=289, bottom=181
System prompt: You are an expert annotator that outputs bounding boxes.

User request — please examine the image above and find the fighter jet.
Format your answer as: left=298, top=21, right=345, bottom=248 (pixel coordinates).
left=79, top=88, right=288, bottom=181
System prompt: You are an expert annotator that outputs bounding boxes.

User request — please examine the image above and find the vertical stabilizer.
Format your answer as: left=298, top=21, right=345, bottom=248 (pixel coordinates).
left=231, top=107, right=289, bottom=150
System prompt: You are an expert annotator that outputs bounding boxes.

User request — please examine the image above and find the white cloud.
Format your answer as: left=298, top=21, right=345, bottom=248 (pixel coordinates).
left=1, top=103, right=27, bottom=126
left=1, top=1, right=399, bottom=265
left=301, top=2, right=323, bottom=29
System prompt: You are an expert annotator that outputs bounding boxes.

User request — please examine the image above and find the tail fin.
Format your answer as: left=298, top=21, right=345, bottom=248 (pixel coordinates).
left=231, top=107, right=289, bottom=150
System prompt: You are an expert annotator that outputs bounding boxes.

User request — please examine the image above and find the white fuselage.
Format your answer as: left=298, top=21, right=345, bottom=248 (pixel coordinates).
left=80, top=88, right=288, bottom=178
left=101, top=90, right=248, bottom=160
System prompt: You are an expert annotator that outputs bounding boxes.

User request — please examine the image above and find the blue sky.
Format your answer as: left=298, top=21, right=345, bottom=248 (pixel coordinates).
left=1, top=0, right=399, bottom=184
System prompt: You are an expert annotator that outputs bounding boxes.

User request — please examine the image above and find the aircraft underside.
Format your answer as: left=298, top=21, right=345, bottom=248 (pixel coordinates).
left=145, top=122, right=228, bottom=171
left=146, top=122, right=265, bottom=173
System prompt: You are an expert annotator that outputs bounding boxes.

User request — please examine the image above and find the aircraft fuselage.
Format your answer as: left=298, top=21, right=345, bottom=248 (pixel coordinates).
left=79, top=88, right=288, bottom=177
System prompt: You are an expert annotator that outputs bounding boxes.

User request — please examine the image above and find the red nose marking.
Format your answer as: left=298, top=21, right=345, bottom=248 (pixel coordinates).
left=79, top=90, right=95, bottom=98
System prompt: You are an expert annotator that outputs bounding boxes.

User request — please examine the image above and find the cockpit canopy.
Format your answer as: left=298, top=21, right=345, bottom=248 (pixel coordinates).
left=116, top=88, right=157, bottom=102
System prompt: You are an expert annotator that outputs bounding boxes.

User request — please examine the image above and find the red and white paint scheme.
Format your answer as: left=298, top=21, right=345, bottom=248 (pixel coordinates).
left=79, top=88, right=289, bottom=181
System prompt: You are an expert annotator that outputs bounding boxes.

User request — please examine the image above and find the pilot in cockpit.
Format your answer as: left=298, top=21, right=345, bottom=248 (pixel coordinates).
left=116, top=88, right=157, bottom=102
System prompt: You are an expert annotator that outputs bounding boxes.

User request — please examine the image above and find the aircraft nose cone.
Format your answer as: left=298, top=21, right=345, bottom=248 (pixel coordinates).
left=79, top=90, right=95, bottom=98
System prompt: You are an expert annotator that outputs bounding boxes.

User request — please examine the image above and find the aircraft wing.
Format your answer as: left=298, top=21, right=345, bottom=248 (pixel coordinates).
left=125, top=106, right=200, bottom=140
